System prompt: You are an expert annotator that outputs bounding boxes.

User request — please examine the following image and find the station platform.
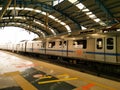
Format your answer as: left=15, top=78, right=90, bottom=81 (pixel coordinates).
left=0, top=50, right=120, bottom=90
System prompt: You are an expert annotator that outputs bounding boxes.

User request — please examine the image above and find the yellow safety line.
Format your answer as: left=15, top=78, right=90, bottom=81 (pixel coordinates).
left=4, top=71, right=37, bottom=90
left=35, top=65, right=117, bottom=90
left=38, top=77, right=78, bottom=84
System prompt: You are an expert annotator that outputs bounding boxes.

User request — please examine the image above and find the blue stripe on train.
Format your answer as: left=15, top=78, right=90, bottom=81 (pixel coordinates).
left=45, top=49, right=74, bottom=52
left=85, top=51, right=120, bottom=56
left=26, top=48, right=120, bottom=56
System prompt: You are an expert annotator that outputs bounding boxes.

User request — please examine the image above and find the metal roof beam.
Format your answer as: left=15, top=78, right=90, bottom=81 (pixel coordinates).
left=0, top=0, right=12, bottom=19
left=95, top=0, right=119, bottom=24
left=12, top=1, right=81, bottom=30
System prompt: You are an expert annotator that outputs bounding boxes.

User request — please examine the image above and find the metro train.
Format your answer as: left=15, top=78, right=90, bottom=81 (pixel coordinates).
left=0, top=29, right=120, bottom=66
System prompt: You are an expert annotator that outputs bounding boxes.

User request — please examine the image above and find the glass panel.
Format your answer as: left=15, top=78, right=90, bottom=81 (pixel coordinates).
left=59, top=41, right=62, bottom=48
left=97, top=38, right=103, bottom=49
left=73, top=40, right=87, bottom=49
left=48, top=42, right=55, bottom=48
left=63, top=41, right=67, bottom=48
left=107, top=38, right=113, bottom=50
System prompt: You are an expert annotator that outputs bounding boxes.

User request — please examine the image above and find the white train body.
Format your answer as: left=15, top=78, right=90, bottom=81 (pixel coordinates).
left=0, top=31, right=120, bottom=64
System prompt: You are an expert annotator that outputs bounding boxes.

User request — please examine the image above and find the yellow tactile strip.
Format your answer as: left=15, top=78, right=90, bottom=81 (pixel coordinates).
left=4, top=71, right=37, bottom=90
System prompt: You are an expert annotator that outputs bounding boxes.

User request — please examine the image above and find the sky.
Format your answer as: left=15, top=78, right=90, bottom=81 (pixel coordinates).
left=0, top=26, right=38, bottom=43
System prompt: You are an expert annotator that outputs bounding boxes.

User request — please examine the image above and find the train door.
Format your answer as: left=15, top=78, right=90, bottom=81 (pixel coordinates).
left=62, top=40, right=68, bottom=56
left=95, top=38, right=105, bottom=61
left=105, top=37, right=116, bottom=62
left=54, top=41, right=62, bottom=56
left=86, top=38, right=95, bottom=60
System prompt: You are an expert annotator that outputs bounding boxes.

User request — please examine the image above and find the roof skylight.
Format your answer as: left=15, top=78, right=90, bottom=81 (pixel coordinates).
left=68, top=1, right=106, bottom=26
left=53, top=0, right=64, bottom=6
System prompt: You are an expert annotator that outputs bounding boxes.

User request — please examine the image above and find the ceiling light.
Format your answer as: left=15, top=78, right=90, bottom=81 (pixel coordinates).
left=86, top=12, right=92, bottom=15
left=88, top=14, right=96, bottom=18
left=94, top=18, right=100, bottom=22
left=82, top=8, right=89, bottom=12
left=69, top=0, right=77, bottom=3
left=76, top=3, right=85, bottom=10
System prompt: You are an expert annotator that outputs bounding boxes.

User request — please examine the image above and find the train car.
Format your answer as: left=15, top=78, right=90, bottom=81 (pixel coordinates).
left=0, top=28, right=120, bottom=64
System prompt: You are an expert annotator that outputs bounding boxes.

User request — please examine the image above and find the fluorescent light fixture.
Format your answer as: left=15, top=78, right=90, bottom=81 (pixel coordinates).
left=99, top=21, right=106, bottom=26
left=60, top=22, right=66, bottom=25
left=94, top=18, right=100, bottom=22
left=53, top=1, right=58, bottom=6
left=88, top=14, right=96, bottom=18
left=82, top=8, right=89, bottom=12
left=86, top=12, right=92, bottom=15
left=81, top=26, right=87, bottom=30
left=76, top=3, right=85, bottom=10
left=48, top=15, right=55, bottom=19
left=65, top=25, right=71, bottom=32
left=69, top=0, right=77, bottom=3
left=24, top=8, right=33, bottom=11
left=53, top=0, right=64, bottom=6
left=34, top=10, right=41, bottom=13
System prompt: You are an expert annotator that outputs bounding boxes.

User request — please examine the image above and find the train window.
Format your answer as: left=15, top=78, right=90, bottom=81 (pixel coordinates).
left=59, top=41, right=62, bottom=48
left=37, top=43, right=39, bottom=46
left=63, top=41, right=67, bottom=48
left=107, top=38, right=113, bottom=50
left=97, top=38, right=103, bottom=49
left=73, top=40, right=87, bottom=49
left=83, top=40, right=87, bottom=49
left=48, top=42, right=55, bottom=48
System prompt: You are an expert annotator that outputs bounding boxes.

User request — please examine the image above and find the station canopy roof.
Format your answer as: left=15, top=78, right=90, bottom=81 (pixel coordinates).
left=0, top=0, right=120, bottom=38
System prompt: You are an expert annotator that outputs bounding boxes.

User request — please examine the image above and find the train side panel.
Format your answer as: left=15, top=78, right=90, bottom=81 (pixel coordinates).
left=117, top=36, right=120, bottom=63
left=67, top=39, right=87, bottom=59
left=26, top=41, right=33, bottom=53
left=7, top=43, right=13, bottom=51
left=55, top=41, right=63, bottom=56
left=85, top=38, right=95, bottom=60
left=95, top=38, right=105, bottom=61
left=32, top=41, right=45, bottom=54
left=46, top=40, right=63, bottom=56
left=105, top=37, right=116, bottom=63
left=62, top=40, right=68, bottom=57
left=12, top=43, right=17, bottom=52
